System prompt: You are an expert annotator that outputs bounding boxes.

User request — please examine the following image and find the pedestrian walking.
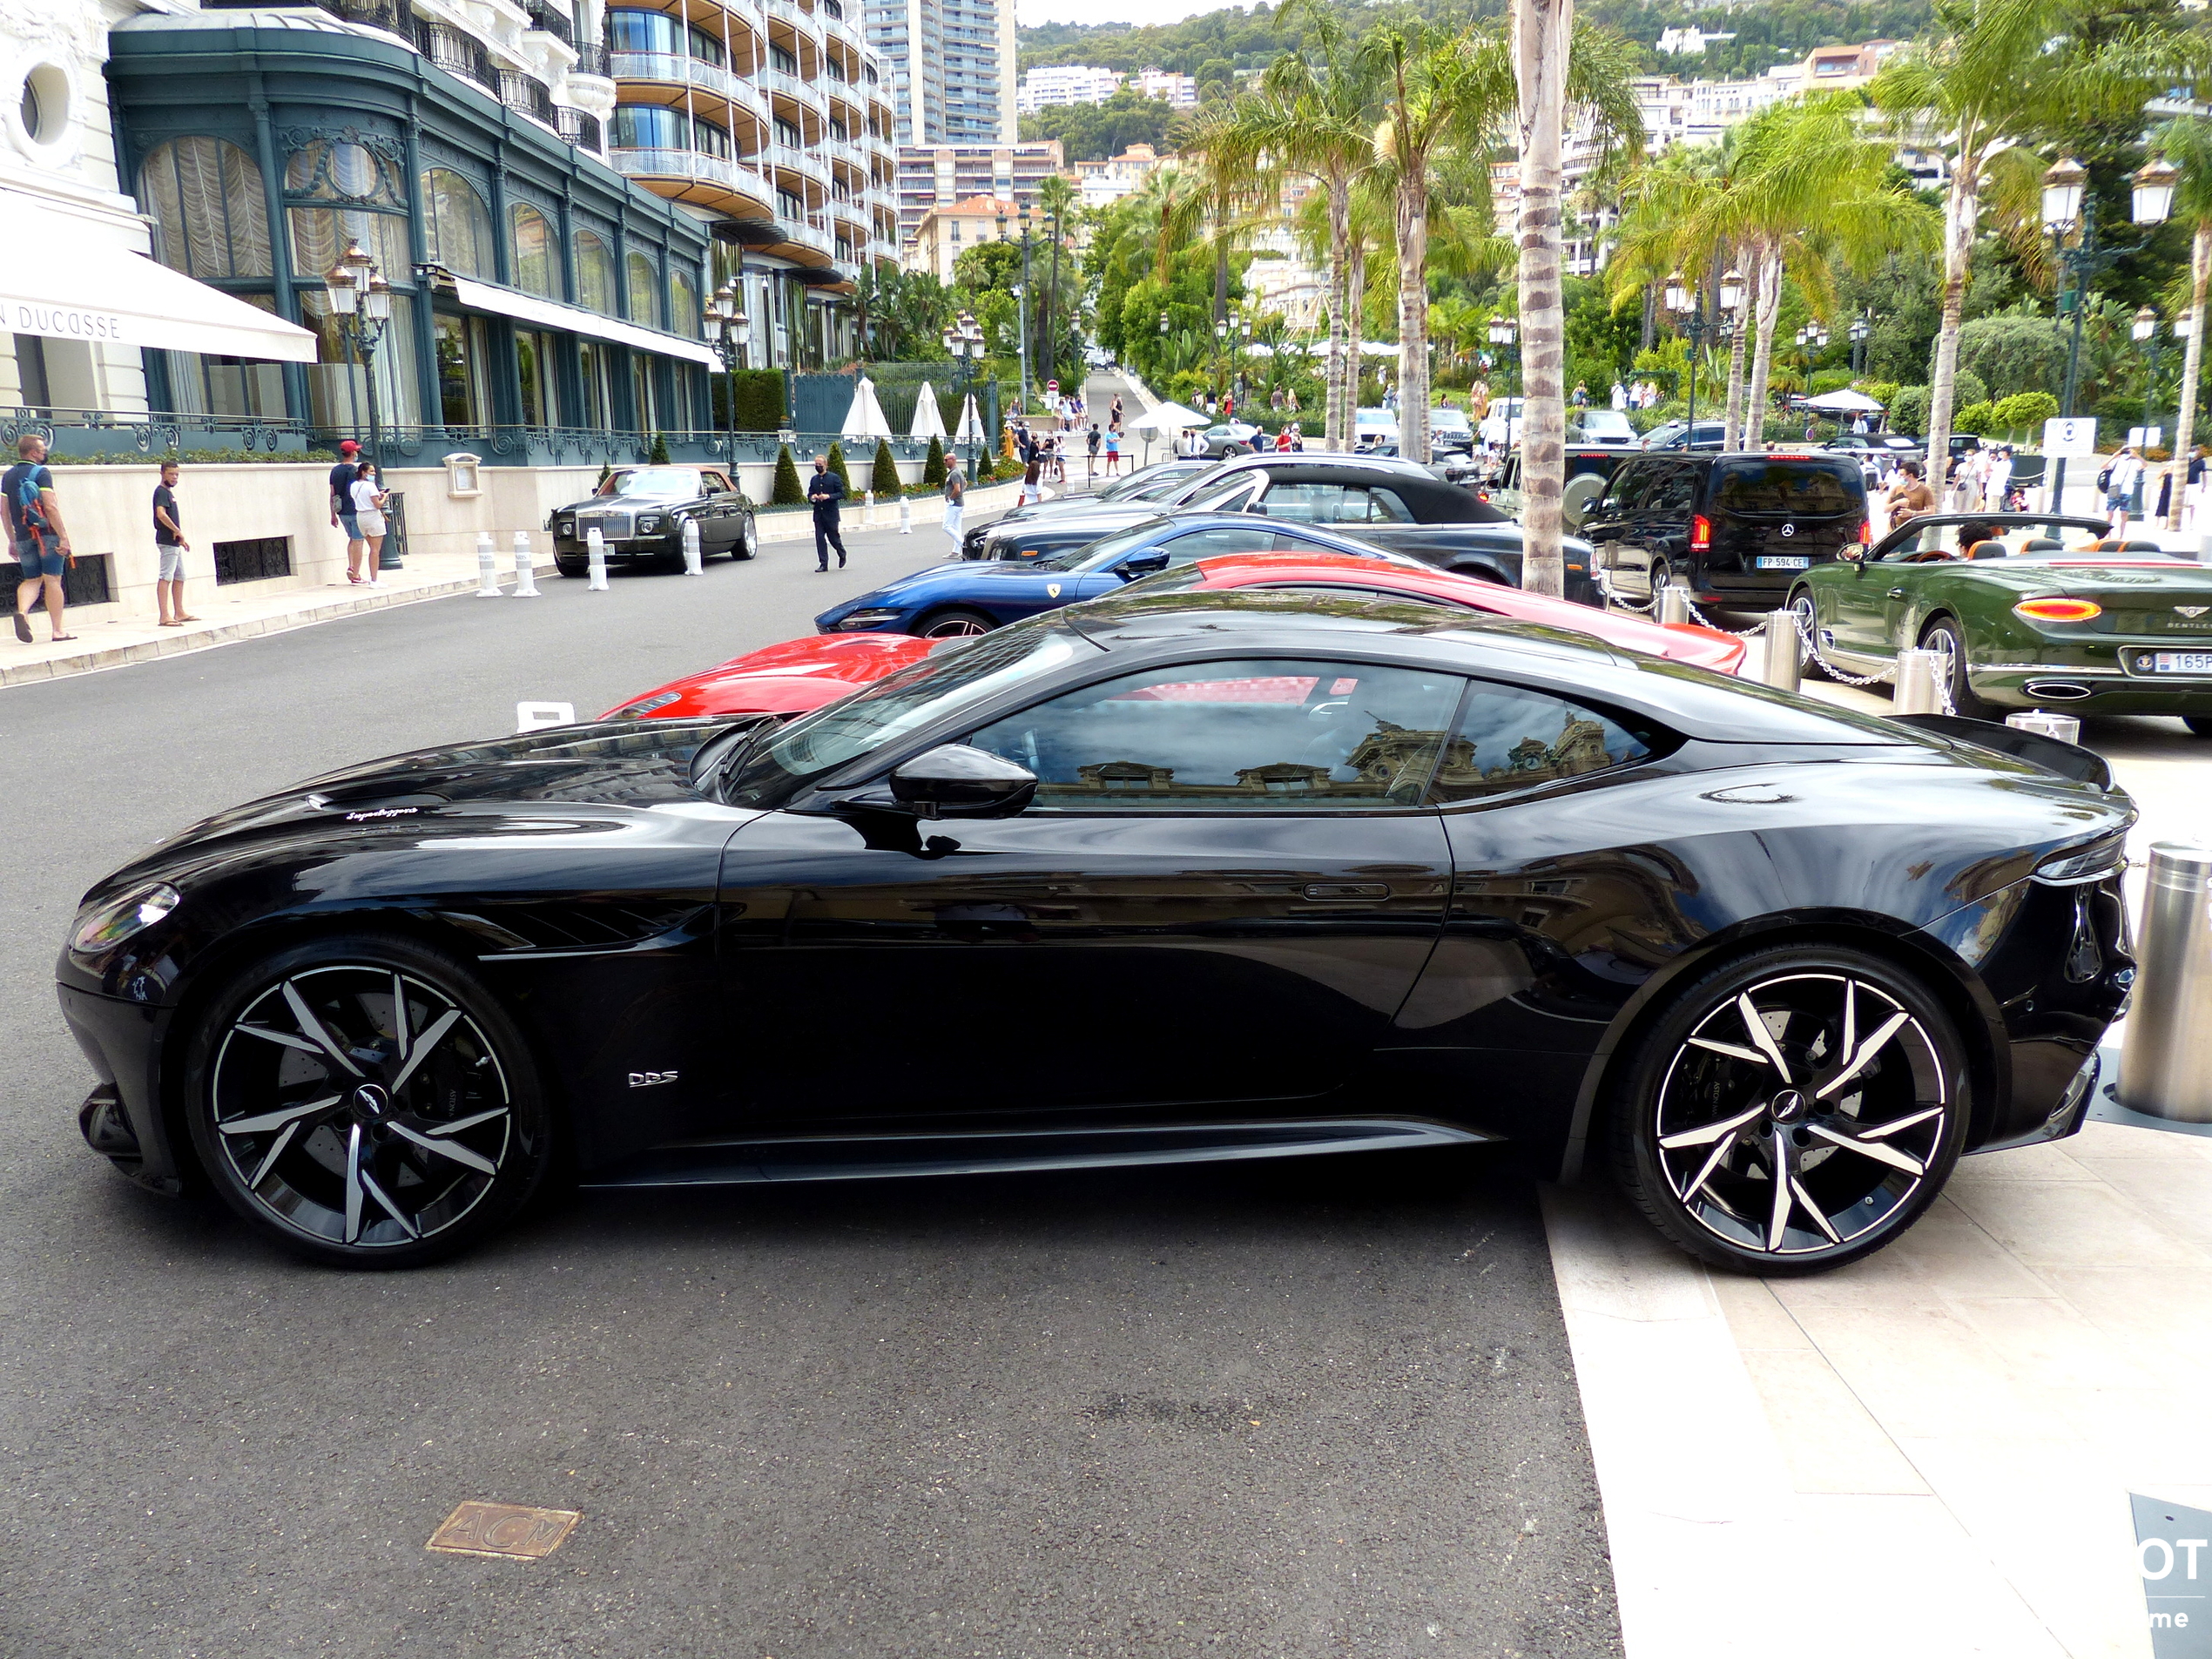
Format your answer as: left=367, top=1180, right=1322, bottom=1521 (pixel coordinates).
left=942, top=459, right=966, bottom=550
left=1019, top=442, right=1042, bottom=507
left=1086, top=422, right=1101, bottom=480
left=2103, top=445, right=2144, bottom=537
left=347, top=461, right=388, bottom=583
left=1109, top=394, right=1123, bottom=431
left=153, top=459, right=200, bottom=627
left=2187, top=444, right=2207, bottom=532
left=1103, top=427, right=1121, bottom=475
left=327, top=439, right=370, bottom=584
left=807, top=455, right=848, bottom=570
left=6, top=433, right=75, bottom=643
left=1274, top=426, right=1293, bottom=453
left=1885, top=459, right=1934, bottom=529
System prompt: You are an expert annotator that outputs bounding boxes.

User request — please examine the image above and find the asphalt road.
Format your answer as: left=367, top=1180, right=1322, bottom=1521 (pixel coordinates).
left=0, top=400, right=1622, bottom=1656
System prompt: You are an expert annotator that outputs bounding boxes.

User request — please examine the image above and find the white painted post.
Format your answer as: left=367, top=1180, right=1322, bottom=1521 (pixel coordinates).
left=586, top=526, right=610, bottom=590
left=511, top=530, right=539, bottom=597
left=474, top=532, right=502, bottom=597
left=681, top=518, right=704, bottom=575
left=865, top=489, right=876, bottom=529
left=899, top=496, right=912, bottom=534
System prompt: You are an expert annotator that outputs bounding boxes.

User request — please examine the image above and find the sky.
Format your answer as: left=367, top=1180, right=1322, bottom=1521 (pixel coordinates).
left=1015, top=0, right=1260, bottom=30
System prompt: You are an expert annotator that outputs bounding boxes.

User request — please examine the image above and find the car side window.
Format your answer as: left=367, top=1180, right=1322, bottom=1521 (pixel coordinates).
left=1647, top=466, right=1697, bottom=519
left=967, top=657, right=1467, bottom=812
left=1425, top=684, right=1657, bottom=806
left=701, top=471, right=734, bottom=495
left=1261, top=482, right=1348, bottom=523
left=1158, top=526, right=1287, bottom=562
left=1365, top=487, right=1417, bottom=523
left=1603, top=463, right=1649, bottom=516
left=1189, top=477, right=1264, bottom=513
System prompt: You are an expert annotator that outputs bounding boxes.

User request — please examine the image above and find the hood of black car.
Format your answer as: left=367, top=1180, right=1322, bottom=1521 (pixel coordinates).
left=555, top=493, right=694, bottom=513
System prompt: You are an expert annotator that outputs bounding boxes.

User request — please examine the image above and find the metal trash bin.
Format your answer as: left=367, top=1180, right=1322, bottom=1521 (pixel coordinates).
left=380, top=489, right=407, bottom=570
left=2119, top=842, right=2212, bottom=1123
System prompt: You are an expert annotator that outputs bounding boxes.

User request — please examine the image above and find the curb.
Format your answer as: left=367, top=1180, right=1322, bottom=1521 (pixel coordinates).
left=0, top=564, right=557, bottom=689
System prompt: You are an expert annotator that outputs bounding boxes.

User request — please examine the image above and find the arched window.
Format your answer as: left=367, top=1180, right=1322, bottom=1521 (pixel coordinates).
left=286, top=137, right=407, bottom=295
left=606, top=7, right=678, bottom=53
left=421, top=167, right=494, bottom=279
left=511, top=202, right=555, bottom=297
left=286, top=138, right=401, bottom=204
left=575, top=228, right=615, bottom=314
left=139, top=136, right=272, bottom=280
left=627, top=251, right=659, bottom=327
left=669, top=267, right=698, bottom=339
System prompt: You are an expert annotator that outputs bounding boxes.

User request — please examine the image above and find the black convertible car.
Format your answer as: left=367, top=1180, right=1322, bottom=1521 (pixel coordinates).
left=548, top=464, right=759, bottom=577
left=60, top=594, right=2132, bottom=1273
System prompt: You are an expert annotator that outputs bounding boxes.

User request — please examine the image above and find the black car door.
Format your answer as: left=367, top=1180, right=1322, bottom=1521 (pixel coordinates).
left=716, top=651, right=1464, bottom=1132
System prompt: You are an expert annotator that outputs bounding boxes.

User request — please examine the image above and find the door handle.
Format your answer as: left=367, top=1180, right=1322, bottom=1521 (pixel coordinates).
left=1302, top=882, right=1390, bottom=900
left=1887, top=587, right=1908, bottom=600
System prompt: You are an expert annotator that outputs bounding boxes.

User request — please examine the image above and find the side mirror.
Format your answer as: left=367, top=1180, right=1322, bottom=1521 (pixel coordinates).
left=887, top=744, right=1036, bottom=819
left=1118, top=550, right=1170, bottom=579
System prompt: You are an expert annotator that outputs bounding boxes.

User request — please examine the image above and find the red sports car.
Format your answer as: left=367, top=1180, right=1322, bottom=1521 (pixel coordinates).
left=605, top=553, right=1746, bottom=720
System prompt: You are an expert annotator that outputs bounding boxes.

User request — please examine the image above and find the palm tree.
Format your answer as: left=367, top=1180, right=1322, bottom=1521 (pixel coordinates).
left=2155, top=118, right=2212, bottom=529
left=1872, top=0, right=2174, bottom=478
left=1211, top=3, right=1379, bottom=447
left=1036, top=172, right=1078, bottom=399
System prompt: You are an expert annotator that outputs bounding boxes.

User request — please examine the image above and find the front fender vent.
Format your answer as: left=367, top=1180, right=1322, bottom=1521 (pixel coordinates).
left=435, top=900, right=709, bottom=955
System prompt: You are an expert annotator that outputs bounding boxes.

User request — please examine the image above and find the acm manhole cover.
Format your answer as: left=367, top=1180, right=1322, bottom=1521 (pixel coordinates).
left=427, top=1501, right=581, bottom=1561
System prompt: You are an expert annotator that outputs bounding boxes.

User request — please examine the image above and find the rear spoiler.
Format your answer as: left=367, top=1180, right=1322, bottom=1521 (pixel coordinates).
left=1888, top=712, right=2115, bottom=792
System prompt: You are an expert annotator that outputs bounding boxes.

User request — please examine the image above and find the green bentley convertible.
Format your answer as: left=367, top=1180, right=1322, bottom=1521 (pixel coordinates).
left=1790, top=512, right=2212, bottom=732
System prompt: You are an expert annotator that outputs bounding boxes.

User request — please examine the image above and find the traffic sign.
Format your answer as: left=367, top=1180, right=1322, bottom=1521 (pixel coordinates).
left=1046, top=378, right=1059, bottom=395
left=2044, top=416, right=2097, bottom=457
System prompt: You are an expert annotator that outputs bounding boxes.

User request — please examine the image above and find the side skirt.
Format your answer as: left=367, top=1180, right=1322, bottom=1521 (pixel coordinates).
left=582, top=1117, right=1500, bottom=1190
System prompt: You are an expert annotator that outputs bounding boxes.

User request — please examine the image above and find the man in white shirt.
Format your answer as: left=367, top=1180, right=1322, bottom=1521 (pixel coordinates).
left=2106, top=446, right=2145, bottom=536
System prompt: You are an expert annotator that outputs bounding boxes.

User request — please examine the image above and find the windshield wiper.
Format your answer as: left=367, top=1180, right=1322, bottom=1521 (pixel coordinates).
left=689, top=718, right=772, bottom=803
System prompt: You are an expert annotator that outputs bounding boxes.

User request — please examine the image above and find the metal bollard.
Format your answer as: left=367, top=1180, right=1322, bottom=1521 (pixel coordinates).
left=586, top=527, right=610, bottom=590
left=681, top=519, right=703, bottom=576
left=2120, top=842, right=2212, bottom=1123
left=474, top=532, right=501, bottom=597
left=2006, top=710, right=2082, bottom=745
left=1758, top=610, right=1801, bottom=692
left=1892, top=648, right=1946, bottom=715
left=510, top=530, right=539, bottom=597
left=899, top=496, right=912, bottom=534
left=1657, top=583, right=1690, bottom=626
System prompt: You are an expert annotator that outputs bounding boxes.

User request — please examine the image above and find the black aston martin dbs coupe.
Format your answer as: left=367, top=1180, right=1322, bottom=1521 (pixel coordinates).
left=60, top=592, right=2134, bottom=1273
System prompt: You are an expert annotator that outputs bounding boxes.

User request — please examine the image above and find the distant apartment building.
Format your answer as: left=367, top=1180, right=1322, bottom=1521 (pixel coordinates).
left=1073, top=141, right=1168, bottom=209
left=1134, top=68, right=1197, bottom=108
left=1015, top=64, right=1123, bottom=111
left=866, top=0, right=1015, bottom=145
left=904, top=192, right=1044, bottom=280
left=898, top=138, right=1064, bottom=245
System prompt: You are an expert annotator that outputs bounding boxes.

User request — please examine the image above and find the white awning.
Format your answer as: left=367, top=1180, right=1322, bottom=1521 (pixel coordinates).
left=0, top=196, right=318, bottom=362
left=448, top=276, right=720, bottom=368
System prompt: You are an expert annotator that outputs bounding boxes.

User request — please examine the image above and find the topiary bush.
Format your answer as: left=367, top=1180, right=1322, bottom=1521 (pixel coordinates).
left=826, top=440, right=853, bottom=494
left=922, top=435, right=947, bottom=486
left=649, top=430, right=671, bottom=464
left=1991, top=390, right=2059, bottom=439
left=871, top=439, right=902, bottom=496
left=771, top=443, right=805, bottom=505
left=1953, top=401, right=1994, bottom=436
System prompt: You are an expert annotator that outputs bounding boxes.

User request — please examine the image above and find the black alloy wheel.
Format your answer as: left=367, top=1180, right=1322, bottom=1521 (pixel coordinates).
left=1610, top=946, right=1966, bottom=1274
left=1648, top=557, right=1674, bottom=606
left=1788, top=587, right=1832, bottom=681
left=1919, top=617, right=1992, bottom=719
left=914, top=607, right=995, bottom=638
left=185, top=935, right=552, bottom=1268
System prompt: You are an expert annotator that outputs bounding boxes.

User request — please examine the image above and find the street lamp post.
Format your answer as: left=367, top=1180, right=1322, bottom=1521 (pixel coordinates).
left=2134, top=306, right=2167, bottom=503
left=703, top=280, right=752, bottom=476
left=2040, top=155, right=2173, bottom=509
left=1849, top=314, right=1871, bottom=377
left=1212, top=319, right=1228, bottom=411
left=1487, top=315, right=1518, bottom=445
left=1665, top=268, right=1744, bottom=446
left=941, top=308, right=985, bottom=471
left=325, top=240, right=397, bottom=567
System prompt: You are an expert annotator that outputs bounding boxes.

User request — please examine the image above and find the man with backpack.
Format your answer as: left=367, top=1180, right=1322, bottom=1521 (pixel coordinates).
left=2102, top=445, right=2144, bottom=538
left=7, top=434, right=75, bottom=644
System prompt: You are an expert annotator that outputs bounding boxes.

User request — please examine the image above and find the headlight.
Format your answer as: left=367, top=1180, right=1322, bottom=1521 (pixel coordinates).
left=834, top=609, right=906, bottom=630
left=637, top=514, right=664, bottom=533
left=2033, top=837, right=2128, bottom=886
left=71, top=882, right=181, bottom=954
left=614, top=691, right=683, bottom=717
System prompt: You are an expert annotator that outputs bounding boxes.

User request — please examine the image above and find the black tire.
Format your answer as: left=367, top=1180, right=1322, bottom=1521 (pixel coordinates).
left=734, top=515, right=759, bottom=560
left=2184, top=716, right=2212, bottom=738
left=913, top=606, right=996, bottom=638
left=555, top=556, right=589, bottom=579
left=182, top=934, right=554, bottom=1270
left=1608, top=944, right=1968, bottom=1276
left=1919, top=615, right=1993, bottom=719
left=1648, top=556, right=1674, bottom=608
left=1788, top=587, right=1832, bottom=681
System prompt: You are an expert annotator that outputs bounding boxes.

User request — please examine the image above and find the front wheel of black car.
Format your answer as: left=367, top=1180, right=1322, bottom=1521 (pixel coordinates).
left=1609, top=945, right=1967, bottom=1275
left=183, top=935, right=554, bottom=1270
left=1919, top=617, right=1993, bottom=719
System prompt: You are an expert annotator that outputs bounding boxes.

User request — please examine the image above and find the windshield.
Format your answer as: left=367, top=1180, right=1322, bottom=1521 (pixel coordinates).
left=1431, top=409, right=1472, bottom=432
left=1581, top=409, right=1634, bottom=435
left=1033, top=517, right=1174, bottom=572
left=604, top=468, right=705, bottom=499
left=719, top=624, right=1095, bottom=808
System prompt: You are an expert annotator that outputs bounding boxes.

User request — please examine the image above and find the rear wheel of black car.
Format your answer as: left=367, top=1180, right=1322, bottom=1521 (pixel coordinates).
left=555, top=556, right=589, bottom=579
left=183, top=934, right=553, bottom=1270
left=1919, top=617, right=1993, bottom=719
left=914, top=607, right=995, bottom=638
left=736, top=515, right=758, bottom=560
left=1609, top=945, right=1967, bottom=1276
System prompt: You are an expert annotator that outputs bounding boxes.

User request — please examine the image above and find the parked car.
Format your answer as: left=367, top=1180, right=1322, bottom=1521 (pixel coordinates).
left=548, top=465, right=759, bottom=576
left=1430, top=407, right=1477, bottom=455
left=1480, top=448, right=1635, bottom=529
left=964, top=455, right=1597, bottom=600
left=1581, top=450, right=1871, bottom=610
left=961, top=457, right=1220, bottom=556
left=1353, top=407, right=1399, bottom=455
left=64, top=592, right=2133, bottom=1271
left=601, top=633, right=939, bottom=720
left=1791, top=512, right=2212, bottom=729
left=1569, top=408, right=1640, bottom=447
left=1641, top=419, right=1728, bottom=453
left=1198, top=421, right=1264, bottom=456
left=1478, top=396, right=1527, bottom=448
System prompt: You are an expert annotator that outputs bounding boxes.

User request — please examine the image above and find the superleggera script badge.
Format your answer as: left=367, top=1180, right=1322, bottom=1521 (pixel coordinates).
left=344, top=806, right=421, bottom=821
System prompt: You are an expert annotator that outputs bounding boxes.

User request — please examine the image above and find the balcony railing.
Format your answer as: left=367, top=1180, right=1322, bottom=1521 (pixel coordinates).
left=497, top=68, right=557, bottom=125
left=415, top=19, right=496, bottom=91
left=557, top=106, right=603, bottom=152
left=525, top=2, right=573, bottom=45
left=760, top=67, right=826, bottom=112
left=572, top=41, right=610, bottom=77
left=610, top=146, right=777, bottom=208
left=284, top=0, right=413, bottom=35
left=608, top=51, right=765, bottom=118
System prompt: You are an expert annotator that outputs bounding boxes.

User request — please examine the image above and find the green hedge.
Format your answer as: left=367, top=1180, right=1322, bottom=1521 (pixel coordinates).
left=731, top=369, right=787, bottom=432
